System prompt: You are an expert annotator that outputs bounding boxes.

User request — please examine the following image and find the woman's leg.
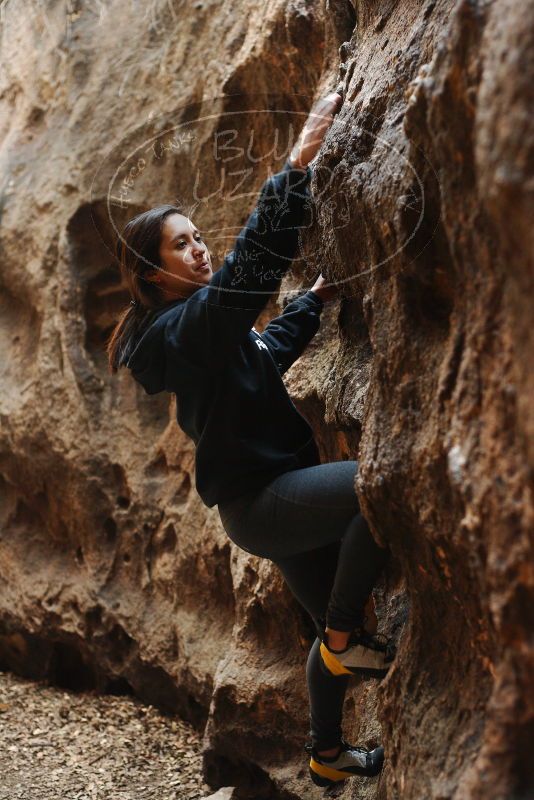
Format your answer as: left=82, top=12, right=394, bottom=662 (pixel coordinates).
left=325, top=512, right=390, bottom=639
left=307, top=637, right=350, bottom=752
left=270, top=541, right=351, bottom=753
left=218, top=460, right=390, bottom=753
left=218, top=461, right=390, bottom=632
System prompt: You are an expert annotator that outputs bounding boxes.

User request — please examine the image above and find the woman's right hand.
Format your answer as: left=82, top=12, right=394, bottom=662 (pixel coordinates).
left=288, top=92, right=343, bottom=170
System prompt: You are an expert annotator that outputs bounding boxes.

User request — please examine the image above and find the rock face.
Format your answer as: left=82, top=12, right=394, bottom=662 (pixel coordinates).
left=0, top=2, right=532, bottom=799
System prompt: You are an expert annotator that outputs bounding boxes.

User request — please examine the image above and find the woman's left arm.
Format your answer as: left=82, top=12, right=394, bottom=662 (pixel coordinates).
left=259, top=274, right=339, bottom=375
left=259, top=288, right=324, bottom=376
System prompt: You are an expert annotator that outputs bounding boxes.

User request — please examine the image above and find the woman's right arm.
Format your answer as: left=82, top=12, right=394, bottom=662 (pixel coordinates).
left=163, top=160, right=313, bottom=372
left=163, top=92, right=342, bottom=373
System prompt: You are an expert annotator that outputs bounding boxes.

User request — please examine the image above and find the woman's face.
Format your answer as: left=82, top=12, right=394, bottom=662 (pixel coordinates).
left=153, top=213, right=213, bottom=300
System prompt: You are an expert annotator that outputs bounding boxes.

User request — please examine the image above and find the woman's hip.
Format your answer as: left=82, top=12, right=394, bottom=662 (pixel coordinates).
left=217, top=460, right=362, bottom=559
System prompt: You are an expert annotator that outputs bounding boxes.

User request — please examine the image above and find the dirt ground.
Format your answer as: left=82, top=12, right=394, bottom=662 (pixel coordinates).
left=0, top=669, right=215, bottom=800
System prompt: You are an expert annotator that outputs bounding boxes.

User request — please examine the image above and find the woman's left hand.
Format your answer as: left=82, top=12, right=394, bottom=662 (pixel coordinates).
left=309, top=273, right=339, bottom=303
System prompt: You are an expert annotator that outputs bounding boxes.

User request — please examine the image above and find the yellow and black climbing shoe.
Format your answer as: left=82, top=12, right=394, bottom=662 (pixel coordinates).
left=305, top=737, right=385, bottom=787
left=319, top=627, right=396, bottom=678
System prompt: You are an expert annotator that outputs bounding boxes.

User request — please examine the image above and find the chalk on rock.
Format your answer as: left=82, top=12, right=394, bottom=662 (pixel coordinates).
left=201, top=788, right=236, bottom=800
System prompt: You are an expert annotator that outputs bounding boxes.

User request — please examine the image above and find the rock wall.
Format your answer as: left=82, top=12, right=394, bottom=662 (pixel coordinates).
left=0, top=1, right=532, bottom=799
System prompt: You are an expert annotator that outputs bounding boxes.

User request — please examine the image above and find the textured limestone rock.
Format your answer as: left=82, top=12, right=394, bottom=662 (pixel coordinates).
left=0, top=2, right=532, bottom=799
left=202, top=789, right=236, bottom=800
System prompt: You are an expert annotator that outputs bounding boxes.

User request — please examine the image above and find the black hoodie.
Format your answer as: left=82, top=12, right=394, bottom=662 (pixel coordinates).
left=123, top=158, right=325, bottom=508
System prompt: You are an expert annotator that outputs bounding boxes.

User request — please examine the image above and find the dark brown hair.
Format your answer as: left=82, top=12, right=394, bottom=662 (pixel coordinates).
left=106, top=204, right=184, bottom=374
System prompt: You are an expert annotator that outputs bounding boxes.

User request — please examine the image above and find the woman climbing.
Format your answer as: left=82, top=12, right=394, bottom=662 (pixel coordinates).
left=107, top=91, right=396, bottom=789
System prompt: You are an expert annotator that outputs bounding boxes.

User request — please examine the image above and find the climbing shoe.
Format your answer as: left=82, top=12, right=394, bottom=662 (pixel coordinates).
left=305, top=737, right=384, bottom=787
left=319, top=627, right=396, bottom=678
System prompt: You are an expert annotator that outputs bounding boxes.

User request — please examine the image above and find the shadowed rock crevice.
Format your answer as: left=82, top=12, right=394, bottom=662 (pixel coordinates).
left=0, top=626, right=208, bottom=726
left=66, top=201, right=137, bottom=370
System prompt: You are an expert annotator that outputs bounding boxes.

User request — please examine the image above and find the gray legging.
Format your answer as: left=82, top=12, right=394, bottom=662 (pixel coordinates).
left=217, top=460, right=390, bottom=751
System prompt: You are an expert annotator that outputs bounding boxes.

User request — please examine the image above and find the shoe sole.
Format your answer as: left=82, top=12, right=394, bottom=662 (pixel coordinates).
left=319, top=641, right=392, bottom=678
left=309, top=758, right=383, bottom=786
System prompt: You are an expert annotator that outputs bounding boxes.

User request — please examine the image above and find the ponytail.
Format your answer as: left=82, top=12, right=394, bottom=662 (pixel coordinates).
left=105, top=204, right=184, bottom=375
left=106, top=301, right=154, bottom=375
